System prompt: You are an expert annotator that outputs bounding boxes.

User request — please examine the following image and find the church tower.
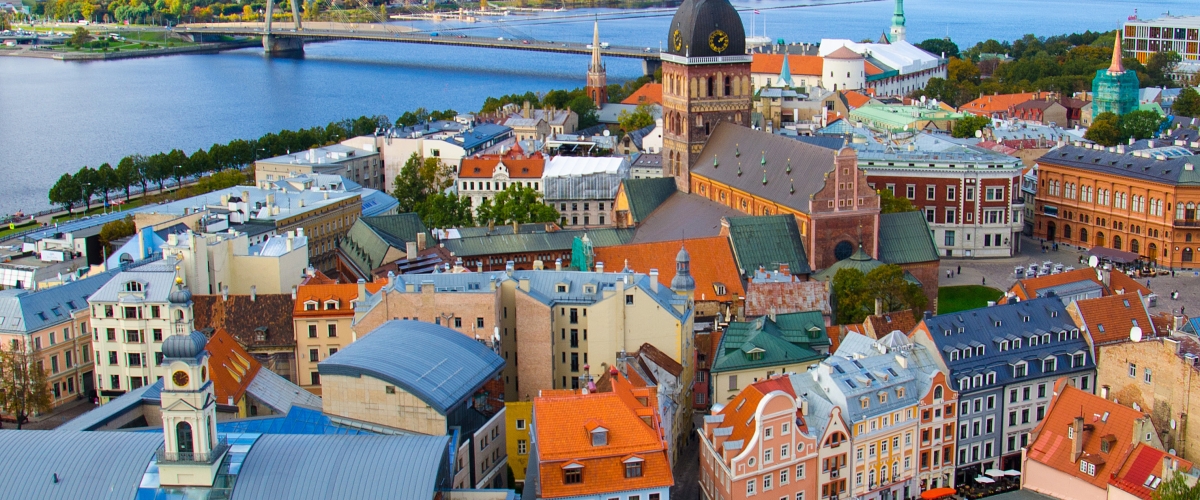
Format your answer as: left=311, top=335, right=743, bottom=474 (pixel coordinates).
left=1092, top=31, right=1139, bottom=116
left=888, top=0, right=906, bottom=42
left=586, top=20, right=608, bottom=108
left=157, top=280, right=226, bottom=487
left=661, top=0, right=752, bottom=193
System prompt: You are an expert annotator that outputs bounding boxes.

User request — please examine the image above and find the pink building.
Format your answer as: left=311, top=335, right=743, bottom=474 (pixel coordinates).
left=700, top=377, right=821, bottom=500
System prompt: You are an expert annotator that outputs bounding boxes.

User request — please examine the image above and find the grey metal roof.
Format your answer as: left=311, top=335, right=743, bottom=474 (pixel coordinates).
left=441, top=227, right=634, bottom=257
left=812, top=352, right=922, bottom=423
left=231, top=434, right=449, bottom=500
left=247, top=366, right=324, bottom=414
left=0, top=268, right=118, bottom=334
left=0, top=429, right=161, bottom=499
left=692, top=123, right=842, bottom=215
left=87, top=258, right=180, bottom=304
left=629, top=192, right=742, bottom=244
left=513, top=270, right=689, bottom=318
left=318, top=320, right=504, bottom=415
left=58, top=380, right=163, bottom=431
left=543, top=170, right=628, bottom=201
left=1039, top=145, right=1200, bottom=185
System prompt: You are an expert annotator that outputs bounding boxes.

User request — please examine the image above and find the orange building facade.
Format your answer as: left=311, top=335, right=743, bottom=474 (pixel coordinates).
left=1033, top=145, right=1200, bottom=269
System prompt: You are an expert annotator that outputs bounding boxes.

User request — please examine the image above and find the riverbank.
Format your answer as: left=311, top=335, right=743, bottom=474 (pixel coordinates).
left=0, top=40, right=261, bottom=61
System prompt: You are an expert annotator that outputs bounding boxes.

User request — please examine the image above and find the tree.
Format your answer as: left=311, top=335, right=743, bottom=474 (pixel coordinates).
left=95, top=162, right=116, bottom=207
left=947, top=58, right=980, bottom=84
left=1085, top=112, right=1123, bottom=146
left=916, top=38, right=960, bottom=59
left=952, top=114, right=991, bottom=138
left=878, top=189, right=917, bottom=214
left=567, top=94, right=599, bottom=129
left=391, top=153, right=453, bottom=213
left=1145, top=51, right=1182, bottom=88
left=187, top=148, right=214, bottom=178
left=417, top=192, right=474, bottom=228
left=74, top=166, right=98, bottom=212
left=1152, top=473, right=1200, bottom=500
left=166, top=149, right=188, bottom=187
left=68, top=26, right=91, bottom=46
left=475, top=185, right=559, bottom=225
left=617, top=103, right=656, bottom=132
left=831, top=265, right=927, bottom=324
left=1121, top=109, right=1166, bottom=141
left=0, top=340, right=53, bottom=429
left=831, top=268, right=870, bottom=324
left=98, top=216, right=137, bottom=255
left=48, top=173, right=81, bottom=213
left=1174, top=87, right=1200, bottom=117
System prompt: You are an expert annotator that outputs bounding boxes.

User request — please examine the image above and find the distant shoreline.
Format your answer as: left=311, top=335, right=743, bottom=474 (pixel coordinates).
left=1, top=40, right=260, bottom=61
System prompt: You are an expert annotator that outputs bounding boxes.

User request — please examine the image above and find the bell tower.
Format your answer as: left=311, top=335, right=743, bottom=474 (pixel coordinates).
left=157, top=288, right=226, bottom=487
left=661, top=0, right=752, bottom=193
left=586, top=19, right=608, bottom=108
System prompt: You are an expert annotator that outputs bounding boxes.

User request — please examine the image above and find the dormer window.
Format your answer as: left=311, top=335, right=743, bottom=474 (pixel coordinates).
left=591, top=428, right=608, bottom=446
left=583, top=284, right=595, bottom=294
left=1042, top=333, right=1050, bottom=344
left=1000, top=341, right=1009, bottom=351
left=563, top=464, right=583, bottom=484
left=747, top=348, right=765, bottom=361
left=124, top=281, right=143, bottom=292
left=324, top=300, right=339, bottom=310
left=1014, top=362, right=1027, bottom=378
left=950, top=350, right=960, bottom=361
left=896, top=387, right=905, bottom=398
left=624, top=457, right=644, bottom=478
left=1051, top=310, right=1058, bottom=318
left=1043, top=357, right=1057, bottom=373
left=1030, top=336, right=1039, bottom=347
left=1079, top=460, right=1096, bottom=476
left=304, top=301, right=318, bottom=311
left=861, top=397, right=869, bottom=409
left=994, top=320, right=1002, bottom=327
left=556, top=284, right=568, bottom=293
left=975, top=346, right=984, bottom=357
left=944, top=329, right=952, bottom=336
left=878, top=392, right=887, bottom=404
left=1013, top=339, right=1022, bottom=349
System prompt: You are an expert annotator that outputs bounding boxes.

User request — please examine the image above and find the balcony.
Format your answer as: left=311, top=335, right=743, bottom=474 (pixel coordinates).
left=1175, top=219, right=1200, bottom=227
left=155, top=437, right=229, bottom=464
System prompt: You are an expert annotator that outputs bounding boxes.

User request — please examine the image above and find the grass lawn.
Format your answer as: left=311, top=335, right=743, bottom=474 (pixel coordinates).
left=51, top=198, right=148, bottom=222
left=938, top=285, right=1004, bottom=314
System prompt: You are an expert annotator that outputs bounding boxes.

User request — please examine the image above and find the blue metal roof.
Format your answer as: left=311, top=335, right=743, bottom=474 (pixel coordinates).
left=359, top=189, right=400, bottom=218
left=0, top=268, right=118, bottom=334
left=456, top=124, right=513, bottom=153
left=230, top=434, right=449, bottom=500
left=919, top=297, right=1093, bottom=394
left=0, top=429, right=162, bottom=499
left=217, top=406, right=375, bottom=436
left=318, top=320, right=504, bottom=415
left=58, top=380, right=163, bottom=431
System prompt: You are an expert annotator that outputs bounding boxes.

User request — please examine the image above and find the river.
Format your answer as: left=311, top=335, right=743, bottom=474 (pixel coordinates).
left=0, top=0, right=1195, bottom=215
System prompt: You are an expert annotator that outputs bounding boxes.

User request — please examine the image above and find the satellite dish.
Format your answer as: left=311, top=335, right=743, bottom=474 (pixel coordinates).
left=1089, top=256, right=1099, bottom=268
left=975, top=129, right=983, bottom=138
left=1130, top=326, right=1143, bottom=343
left=1170, top=449, right=1177, bottom=455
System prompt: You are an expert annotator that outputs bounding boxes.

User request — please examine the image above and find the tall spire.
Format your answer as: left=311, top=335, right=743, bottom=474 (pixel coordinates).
left=590, top=19, right=603, bottom=72
left=1108, top=30, right=1125, bottom=74
left=778, top=45, right=794, bottom=88
left=888, top=0, right=906, bottom=43
left=586, top=18, right=608, bottom=107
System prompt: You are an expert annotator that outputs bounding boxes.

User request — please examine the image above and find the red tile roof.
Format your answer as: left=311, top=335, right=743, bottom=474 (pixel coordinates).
left=1027, top=383, right=1153, bottom=492
left=865, top=310, right=917, bottom=339
left=533, top=370, right=673, bottom=498
left=593, top=236, right=744, bottom=301
left=205, top=328, right=262, bottom=405
left=621, top=83, right=663, bottom=106
left=1073, top=293, right=1154, bottom=345
left=1108, top=443, right=1193, bottom=500
left=459, top=149, right=546, bottom=179
left=843, top=90, right=872, bottom=109
left=864, top=61, right=884, bottom=76
left=750, top=53, right=823, bottom=76
left=716, top=377, right=796, bottom=448
left=960, top=92, right=1037, bottom=115
left=293, top=281, right=386, bottom=318
left=1005, top=268, right=1152, bottom=302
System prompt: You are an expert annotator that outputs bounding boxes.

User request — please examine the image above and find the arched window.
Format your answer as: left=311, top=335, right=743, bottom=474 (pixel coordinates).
left=724, top=76, right=732, bottom=96
left=1064, top=225, right=1072, bottom=240
left=1131, top=239, right=1140, bottom=254
left=1185, top=248, right=1194, bottom=262
left=1080, top=228, right=1088, bottom=244
left=933, top=386, right=943, bottom=399
left=1149, top=243, right=1158, bottom=258
left=176, top=421, right=194, bottom=454
left=1096, top=232, right=1105, bottom=247
left=1113, top=235, right=1122, bottom=250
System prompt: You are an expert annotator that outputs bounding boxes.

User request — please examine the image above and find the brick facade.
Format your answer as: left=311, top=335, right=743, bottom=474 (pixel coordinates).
left=1095, top=336, right=1200, bottom=461
left=663, top=60, right=753, bottom=192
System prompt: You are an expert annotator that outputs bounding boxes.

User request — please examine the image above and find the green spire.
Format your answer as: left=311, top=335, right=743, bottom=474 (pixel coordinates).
left=786, top=158, right=792, bottom=174
left=892, top=0, right=906, bottom=28
left=762, top=170, right=768, bottom=185
left=735, top=144, right=740, bottom=157
left=713, top=155, right=719, bottom=168
left=790, top=179, right=795, bottom=194
left=761, top=151, right=766, bottom=166
left=737, top=162, right=742, bottom=176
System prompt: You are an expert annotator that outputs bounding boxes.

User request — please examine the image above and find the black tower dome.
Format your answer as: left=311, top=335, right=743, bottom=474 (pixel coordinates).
left=666, top=0, right=746, bottom=58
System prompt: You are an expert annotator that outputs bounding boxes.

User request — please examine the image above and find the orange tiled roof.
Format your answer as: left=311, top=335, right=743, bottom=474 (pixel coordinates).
left=293, top=281, right=386, bottom=317
left=1074, top=293, right=1154, bottom=345
left=1006, top=268, right=1152, bottom=302
left=843, top=90, right=872, bottom=109
left=593, top=236, right=744, bottom=301
left=864, top=61, right=884, bottom=76
left=960, top=92, right=1037, bottom=114
left=1027, top=383, right=1153, bottom=492
left=717, top=377, right=795, bottom=448
left=1108, top=271, right=1153, bottom=296
left=865, top=310, right=917, bottom=338
left=750, top=53, right=823, bottom=76
left=459, top=149, right=546, bottom=179
left=533, top=371, right=673, bottom=498
left=621, top=83, right=663, bottom=106
left=1109, top=443, right=1193, bottom=500
left=300, top=270, right=336, bottom=285
left=205, top=328, right=262, bottom=405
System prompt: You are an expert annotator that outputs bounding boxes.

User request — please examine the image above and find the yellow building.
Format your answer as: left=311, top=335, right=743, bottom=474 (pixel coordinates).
left=505, top=401, right=533, bottom=484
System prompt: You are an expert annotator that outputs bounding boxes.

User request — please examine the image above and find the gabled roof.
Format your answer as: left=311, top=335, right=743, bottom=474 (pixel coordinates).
left=593, top=237, right=744, bottom=301
left=192, top=294, right=296, bottom=349
left=878, top=211, right=940, bottom=265
left=713, top=312, right=828, bottom=374
left=866, top=310, right=917, bottom=338
left=459, top=152, right=545, bottom=179
left=813, top=350, right=922, bottom=423
left=1027, top=384, right=1156, bottom=492
left=725, top=214, right=812, bottom=276
left=1108, top=443, right=1195, bottom=500
left=205, top=328, right=262, bottom=405
left=619, top=177, right=678, bottom=224
left=750, top=53, right=823, bottom=76
left=1072, top=292, right=1154, bottom=345
left=319, top=320, right=504, bottom=415
left=628, top=192, right=742, bottom=244
left=690, top=122, right=839, bottom=215
left=0, top=269, right=117, bottom=334
left=0, top=430, right=164, bottom=499
left=714, top=377, right=796, bottom=451
left=338, top=214, right=430, bottom=275
left=293, top=281, right=386, bottom=317
left=960, top=92, right=1037, bottom=114
left=620, top=83, right=663, bottom=106
left=87, top=259, right=178, bottom=304
left=245, top=366, right=324, bottom=414
left=1007, top=267, right=1152, bottom=302
left=843, top=90, right=873, bottom=109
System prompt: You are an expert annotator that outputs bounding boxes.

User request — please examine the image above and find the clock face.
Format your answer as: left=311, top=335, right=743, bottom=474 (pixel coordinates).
left=172, top=370, right=190, bottom=387
left=708, top=29, right=730, bottom=53
left=672, top=29, right=683, bottom=52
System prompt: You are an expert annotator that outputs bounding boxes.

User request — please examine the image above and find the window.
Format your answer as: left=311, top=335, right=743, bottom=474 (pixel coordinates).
left=780, top=468, right=789, bottom=484
left=1129, top=363, right=1137, bottom=378
left=327, top=324, right=337, bottom=337
left=728, top=375, right=738, bottom=391
left=985, top=186, right=1004, bottom=201
left=947, top=186, right=957, bottom=201
left=945, top=230, right=956, bottom=246
left=906, top=185, right=916, bottom=199
left=763, top=473, right=772, bottom=490
left=1043, top=358, right=1056, bottom=373
left=747, top=479, right=756, bottom=495
left=518, top=439, right=527, bottom=455
left=927, top=185, right=936, bottom=200
left=309, top=349, right=319, bottom=362
left=564, top=468, right=583, bottom=484
left=625, top=461, right=643, bottom=478
left=1145, top=368, right=1153, bottom=384
left=966, top=187, right=975, bottom=201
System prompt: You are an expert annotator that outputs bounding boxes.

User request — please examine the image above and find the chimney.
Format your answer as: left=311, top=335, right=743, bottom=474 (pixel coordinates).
left=555, top=258, right=563, bottom=272
left=895, top=354, right=908, bottom=369
left=1071, top=417, right=1085, bottom=462
left=800, top=397, right=809, bottom=416
left=595, top=262, right=604, bottom=274
left=357, top=279, right=366, bottom=301
left=506, top=261, right=515, bottom=277
left=286, top=234, right=294, bottom=252
left=779, top=263, right=791, bottom=276
left=416, top=232, right=427, bottom=251
left=406, top=241, right=417, bottom=261
left=649, top=269, right=659, bottom=292
left=290, top=285, right=297, bottom=300
left=222, top=286, right=229, bottom=302
left=533, top=259, right=544, bottom=270
left=250, top=285, right=256, bottom=302
left=1175, top=311, right=1186, bottom=332
left=875, top=297, right=884, bottom=317
left=488, top=220, right=495, bottom=232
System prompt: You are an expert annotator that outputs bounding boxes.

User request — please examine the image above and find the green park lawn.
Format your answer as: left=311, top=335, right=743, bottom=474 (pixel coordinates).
left=937, top=285, right=1004, bottom=314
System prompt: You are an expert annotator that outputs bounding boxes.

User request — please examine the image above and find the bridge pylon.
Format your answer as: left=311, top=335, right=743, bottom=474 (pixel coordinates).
left=261, top=0, right=304, bottom=56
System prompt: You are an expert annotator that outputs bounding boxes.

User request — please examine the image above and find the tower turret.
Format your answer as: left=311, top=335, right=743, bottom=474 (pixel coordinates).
left=670, top=246, right=696, bottom=293
left=888, top=0, right=906, bottom=43
left=157, top=327, right=226, bottom=487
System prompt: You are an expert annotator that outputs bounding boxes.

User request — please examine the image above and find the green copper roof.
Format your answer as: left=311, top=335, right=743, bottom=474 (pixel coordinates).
left=812, top=246, right=883, bottom=281
left=726, top=215, right=812, bottom=276
left=711, top=312, right=828, bottom=374
left=621, top=177, right=677, bottom=224
left=877, top=211, right=939, bottom=265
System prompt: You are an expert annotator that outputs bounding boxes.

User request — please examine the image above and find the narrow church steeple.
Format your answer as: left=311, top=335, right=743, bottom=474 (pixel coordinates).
left=777, top=45, right=794, bottom=88
left=888, top=0, right=906, bottom=43
left=586, top=19, right=608, bottom=108
left=1108, top=31, right=1125, bottom=74
left=157, top=327, right=226, bottom=487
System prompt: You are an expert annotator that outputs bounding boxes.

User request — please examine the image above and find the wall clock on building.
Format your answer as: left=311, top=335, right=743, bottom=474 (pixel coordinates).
left=708, top=29, right=729, bottom=53
left=672, top=29, right=684, bottom=52
left=173, top=370, right=190, bottom=387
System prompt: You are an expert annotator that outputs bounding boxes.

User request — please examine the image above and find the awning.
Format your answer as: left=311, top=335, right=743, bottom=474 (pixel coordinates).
left=1004, top=470, right=1022, bottom=476
left=920, top=487, right=957, bottom=500
left=974, top=476, right=996, bottom=483
left=1088, top=246, right=1140, bottom=264
left=985, top=469, right=1006, bottom=478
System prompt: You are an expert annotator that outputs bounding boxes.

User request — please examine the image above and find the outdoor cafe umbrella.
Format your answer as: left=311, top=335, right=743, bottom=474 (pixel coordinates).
left=974, top=476, right=996, bottom=484
left=1003, top=470, right=1022, bottom=476
left=920, top=488, right=957, bottom=500
left=985, top=469, right=1006, bottom=478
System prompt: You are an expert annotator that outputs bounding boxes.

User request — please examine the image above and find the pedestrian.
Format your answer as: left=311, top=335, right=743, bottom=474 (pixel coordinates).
left=1147, top=279, right=1151, bottom=288
left=957, top=265, right=961, bottom=274
left=982, top=277, right=986, bottom=286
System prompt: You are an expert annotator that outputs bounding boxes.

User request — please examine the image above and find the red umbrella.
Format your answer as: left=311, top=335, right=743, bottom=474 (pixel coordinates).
left=921, top=488, right=957, bottom=500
